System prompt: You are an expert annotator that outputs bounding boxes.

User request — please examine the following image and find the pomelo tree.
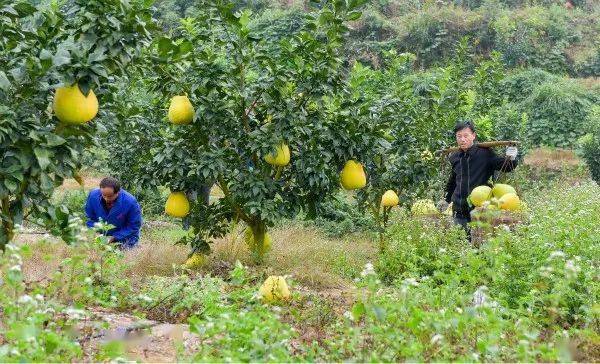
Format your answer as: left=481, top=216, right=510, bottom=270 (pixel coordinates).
left=112, top=0, right=380, bottom=263
left=0, top=0, right=154, bottom=250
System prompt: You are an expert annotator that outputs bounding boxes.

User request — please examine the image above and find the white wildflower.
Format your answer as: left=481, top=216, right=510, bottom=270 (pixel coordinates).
left=5, top=243, right=19, bottom=252
left=343, top=311, right=354, bottom=321
left=9, top=264, right=21, bottom=273
left=18, top=295, right=34, bottom=304
left=549, top=250, right=565, bottom=259
left=472, top=286, right=488, bottom=308
left=360, top=262, right=376, bottom=277
left=10, top=253, right=22, bottom=265
left=64, top=307, right=86, bottom=320
left=137, top=294, right=153, bottom=303
left=404, top=278, right=419, bottom=287
left=84, top=277, right=93, bottom=284
left=35, top=294, right=44, bottom=302
left=565, top=260, right=580, bottom=276
left=430, top=334, right=444, bottom=344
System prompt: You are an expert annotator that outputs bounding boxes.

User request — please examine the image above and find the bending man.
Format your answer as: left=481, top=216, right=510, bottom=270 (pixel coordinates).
left=85, top=177, right=142, bottom=248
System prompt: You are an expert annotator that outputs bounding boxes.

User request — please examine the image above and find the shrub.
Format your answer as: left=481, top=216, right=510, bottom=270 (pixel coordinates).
left=522, top=79, right=593, bottom=147
left=376, top=215, right=468, bottom=284
left=580, top=106, right=600, bottom=184
left=53, top=189, right=88, bottom=220
left=311, top=193, right=375, bottom=237
left=500, top=68, right=559, bottom=102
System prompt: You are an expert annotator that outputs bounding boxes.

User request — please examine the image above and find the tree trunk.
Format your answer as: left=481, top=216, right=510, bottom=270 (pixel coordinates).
left=1, top=197, right=14, bottom=251
left=247, top=220, right=269, bottom=264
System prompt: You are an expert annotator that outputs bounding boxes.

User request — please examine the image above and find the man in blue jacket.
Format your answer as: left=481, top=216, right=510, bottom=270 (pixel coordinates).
left=85, top=177, right=142, bottom=248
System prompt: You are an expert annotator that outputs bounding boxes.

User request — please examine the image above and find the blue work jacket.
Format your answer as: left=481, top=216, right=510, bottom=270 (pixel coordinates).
left=84, top=188, right=142, bottom=247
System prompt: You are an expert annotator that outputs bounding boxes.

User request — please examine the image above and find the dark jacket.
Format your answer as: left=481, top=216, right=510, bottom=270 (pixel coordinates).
left=85, top=188, right=142, bottom=247
left=445, top=144, right=518, bottom=215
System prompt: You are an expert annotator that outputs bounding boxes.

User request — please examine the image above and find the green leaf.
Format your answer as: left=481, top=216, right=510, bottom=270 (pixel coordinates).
left=34, top=148, right=51, bottom=170
left=45, top=134, right=67, bottom=147
left=0, top=71, right=10, bottom=91
left=347, top=11, right=362, bottom=20
left=239, top=10, right=251, bottom=28
left=14, top=2, right=36, bottom=16
left=158, top=36, right=173, bottom=56
left=4, top=179, right=18, bottom=193
left=53, top=49, right=71, bottom=67
left=351, top=302, right=366, bottom=320
left=88, top=46, right=107, bottom=63
left=40, top=49, right=53, bottom=60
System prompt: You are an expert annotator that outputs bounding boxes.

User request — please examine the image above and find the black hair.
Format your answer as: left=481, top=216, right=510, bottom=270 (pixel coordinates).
left=99, top=177, right=121, bottom=193
left=454, top=120, right=476, bottom=134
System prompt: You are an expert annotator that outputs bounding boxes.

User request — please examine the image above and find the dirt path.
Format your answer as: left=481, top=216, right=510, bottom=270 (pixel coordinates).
left=80, top=307, right=200, bottom=362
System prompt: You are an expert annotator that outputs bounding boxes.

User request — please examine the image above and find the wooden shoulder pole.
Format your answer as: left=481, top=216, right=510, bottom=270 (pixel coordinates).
left=436, top=140, right=520, bottom=155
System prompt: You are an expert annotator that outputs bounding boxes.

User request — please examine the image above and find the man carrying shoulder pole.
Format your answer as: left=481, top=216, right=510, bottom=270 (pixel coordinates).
left=437, top=121, right=519, bottom=238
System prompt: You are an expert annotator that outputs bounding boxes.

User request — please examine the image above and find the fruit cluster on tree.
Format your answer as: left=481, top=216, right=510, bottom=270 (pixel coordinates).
left=0, top=0, right=153, bottom=249
left=106, top=0, right=384, bottom=263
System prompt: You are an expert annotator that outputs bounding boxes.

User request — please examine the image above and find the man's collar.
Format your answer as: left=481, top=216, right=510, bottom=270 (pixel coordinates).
left=460, top=143, right=477, bottom=155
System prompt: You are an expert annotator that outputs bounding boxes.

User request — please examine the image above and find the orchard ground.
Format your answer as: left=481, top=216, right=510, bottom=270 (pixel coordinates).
left=8, top=148, right=600, bottom=362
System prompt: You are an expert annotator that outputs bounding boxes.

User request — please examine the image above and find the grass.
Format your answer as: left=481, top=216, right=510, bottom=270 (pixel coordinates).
left=15, top=219, right=375, bottom=289
left=7, top=164, right=600, bottom=362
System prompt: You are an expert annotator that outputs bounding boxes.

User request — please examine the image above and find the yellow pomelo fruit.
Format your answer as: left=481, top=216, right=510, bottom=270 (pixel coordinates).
left=411, top=199, right=437, bottom=216
left=264, top=143, right=291, bottom=166
left=381, top=190, right=399, bottom=207
left=491, top=183, right=516, bottom=198
left=340, top=160, right=367, bottom=190
left=498, top=192, right=520, bottom=211
left=259, top=276, right=290, bottom=303
left=469, top=185, right=492, bottom=207
left=168, top=95, right=194, bottom=125
left=53, top=83, right=98, bottom=124
left=165, top=192, right=190, bottom=218
left=183, top=253, right=205, bottom=269
left=244, top=228, right=272, bottom=252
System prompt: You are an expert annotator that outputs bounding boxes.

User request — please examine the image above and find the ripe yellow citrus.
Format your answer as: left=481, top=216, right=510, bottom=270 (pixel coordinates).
left=381, top=190, right=399, bottom=207
left=491, top=183, right=516, bottom=198
left=259, top=276, right=290, bottom=303
left=340, top=160, right=367, bottom=190
left=264, top=143, right=291, bottom=166
left=165, top=192, right=190, bottom=218
left=53, top=83, right=98, bottom=124
left=469, top=185, right=492, bottom=207
left=498, top=192, right=521, bottom=211
left=168, top=95, right=194, bottom=125
left=183, top=253, right=205, bottom=269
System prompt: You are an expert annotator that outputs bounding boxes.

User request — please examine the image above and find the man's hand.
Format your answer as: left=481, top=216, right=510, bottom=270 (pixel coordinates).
left=506, top=146, right=518, bottom=161
left=436, top=200, right=449, bottom=213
